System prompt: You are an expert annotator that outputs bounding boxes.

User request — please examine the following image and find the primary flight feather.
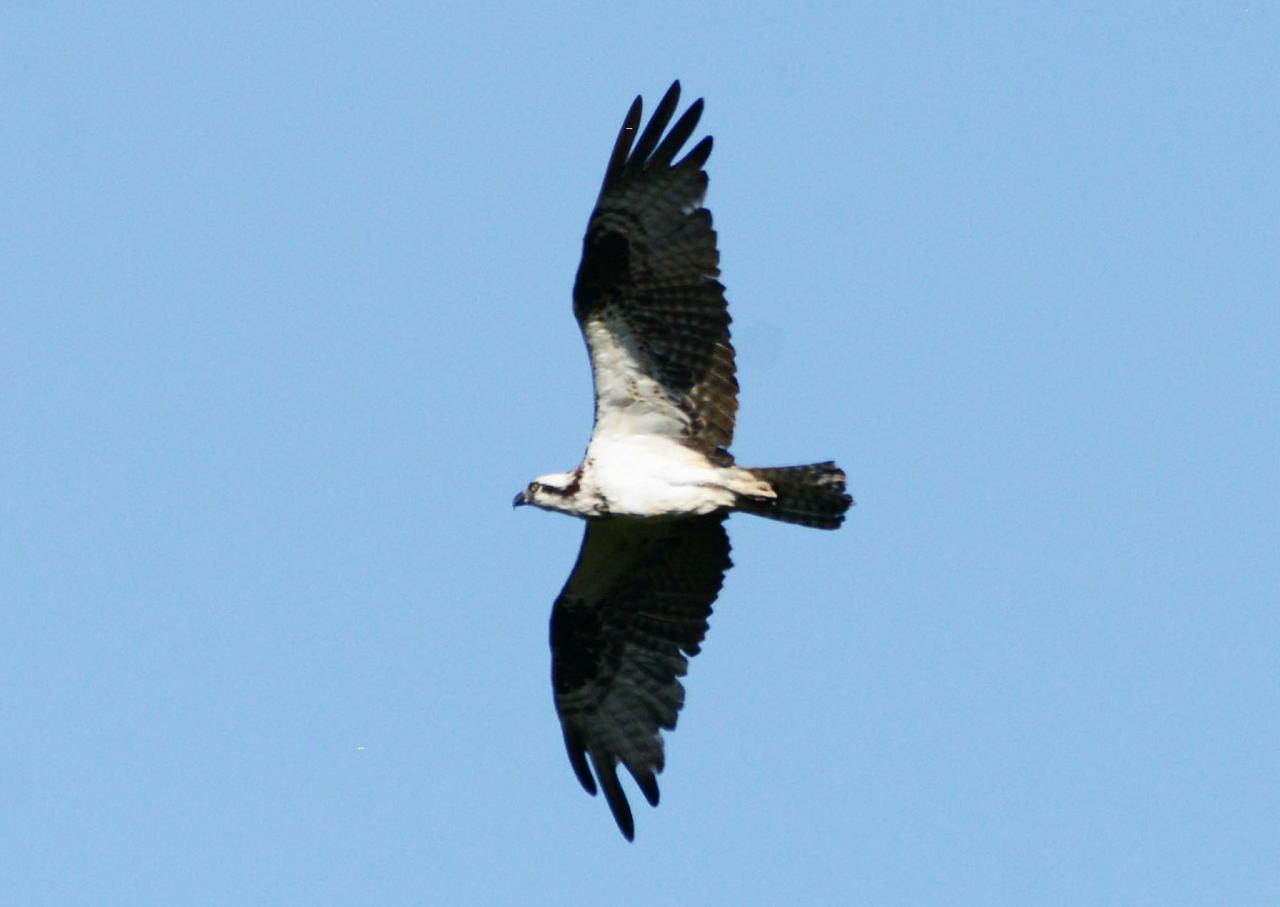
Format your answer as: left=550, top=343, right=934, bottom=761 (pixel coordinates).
left=514, top=81, right=853, bottom=840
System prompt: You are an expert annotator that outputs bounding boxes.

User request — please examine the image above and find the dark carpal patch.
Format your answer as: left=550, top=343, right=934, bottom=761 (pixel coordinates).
left=549, top=599, right=612, bottom=694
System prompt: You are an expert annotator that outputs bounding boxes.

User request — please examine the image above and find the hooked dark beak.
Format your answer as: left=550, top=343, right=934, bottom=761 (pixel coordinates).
left=512, top=490, right=528, bottom=508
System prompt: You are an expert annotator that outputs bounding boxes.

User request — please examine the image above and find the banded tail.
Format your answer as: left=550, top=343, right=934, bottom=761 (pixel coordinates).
left=738, top=461, right=854, bottom=530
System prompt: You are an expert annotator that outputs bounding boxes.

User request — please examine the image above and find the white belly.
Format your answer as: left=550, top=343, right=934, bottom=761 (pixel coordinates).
left=583, top=434, right=736, bottom=517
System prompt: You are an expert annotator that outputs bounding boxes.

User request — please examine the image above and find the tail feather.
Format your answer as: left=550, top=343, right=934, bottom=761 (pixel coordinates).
left=738, top=461, right=853, bottom=530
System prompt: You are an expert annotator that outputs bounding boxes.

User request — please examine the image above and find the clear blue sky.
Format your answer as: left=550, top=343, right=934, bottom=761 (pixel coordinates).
left=3, top=3, right=1277, bottom=904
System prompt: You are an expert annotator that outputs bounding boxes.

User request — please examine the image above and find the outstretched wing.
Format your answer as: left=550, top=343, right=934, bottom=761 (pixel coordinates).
left=573, top=81, right=738, bottom=458
left=549, top=515, right=731, bottom=840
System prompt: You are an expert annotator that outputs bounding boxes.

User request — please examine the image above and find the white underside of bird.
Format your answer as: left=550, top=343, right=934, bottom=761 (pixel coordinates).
left=521, top=320, right=773, bottom=519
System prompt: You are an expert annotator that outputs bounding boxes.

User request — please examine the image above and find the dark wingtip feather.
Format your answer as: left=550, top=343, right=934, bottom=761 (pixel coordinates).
left=650, top=97, right=704, bottom=168
left=629, top=81, right=682, bottom=168
left=563, top=729, right=597, bottom=795
left=601, top=95, right=644, bottom=190
left=633, top=769, right=660, bottom=807
left=677, top=134, right=713, bottom=172
left=592, top=755, right=635, bottom=841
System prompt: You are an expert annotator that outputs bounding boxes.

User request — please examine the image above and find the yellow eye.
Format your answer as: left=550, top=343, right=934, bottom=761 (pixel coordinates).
left=530, top=482, right=542, bottom=492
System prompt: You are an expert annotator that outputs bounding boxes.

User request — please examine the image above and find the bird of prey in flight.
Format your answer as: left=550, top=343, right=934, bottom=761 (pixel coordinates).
left=514, top=82, right=853, bottom=840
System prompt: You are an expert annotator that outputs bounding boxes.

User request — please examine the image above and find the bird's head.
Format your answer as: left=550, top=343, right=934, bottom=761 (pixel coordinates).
left=513, top=472, right=580, bottom=511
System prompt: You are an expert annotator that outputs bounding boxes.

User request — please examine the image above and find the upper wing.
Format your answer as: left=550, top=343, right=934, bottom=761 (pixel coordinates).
left=549, top=514, right=731, bottom=840
left=573, top=82, right=738, bottom=457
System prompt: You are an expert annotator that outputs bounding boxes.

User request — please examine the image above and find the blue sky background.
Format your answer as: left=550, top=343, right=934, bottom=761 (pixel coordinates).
left=3, top=3, right=1277, bottom=904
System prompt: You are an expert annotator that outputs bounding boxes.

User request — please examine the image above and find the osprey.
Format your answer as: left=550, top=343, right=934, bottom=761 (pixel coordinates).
left=514, top=82, right=853, bottom=840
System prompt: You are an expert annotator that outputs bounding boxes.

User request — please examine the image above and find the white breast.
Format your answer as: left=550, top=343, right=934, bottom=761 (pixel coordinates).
left=583, top=432, right=734, bottom=518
